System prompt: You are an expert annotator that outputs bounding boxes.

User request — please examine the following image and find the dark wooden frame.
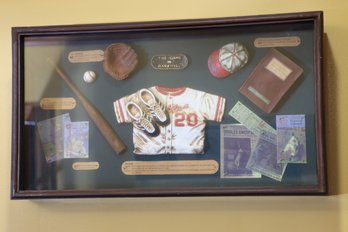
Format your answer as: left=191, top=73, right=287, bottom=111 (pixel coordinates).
left=11, top=11, right=326, bottom=199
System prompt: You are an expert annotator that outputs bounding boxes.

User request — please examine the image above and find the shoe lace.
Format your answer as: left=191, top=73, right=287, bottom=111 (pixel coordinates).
left=152, top=104, right=166, bottom=121
left=139, top=117, right=155, bottom=132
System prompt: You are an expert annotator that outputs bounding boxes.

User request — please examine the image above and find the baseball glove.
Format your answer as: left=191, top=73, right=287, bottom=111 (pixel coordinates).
left=103, top=43, right=138, bottom=80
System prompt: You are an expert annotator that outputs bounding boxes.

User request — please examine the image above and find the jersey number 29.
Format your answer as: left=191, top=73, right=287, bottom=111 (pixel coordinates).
left=174, top=112, right=198, bottom=127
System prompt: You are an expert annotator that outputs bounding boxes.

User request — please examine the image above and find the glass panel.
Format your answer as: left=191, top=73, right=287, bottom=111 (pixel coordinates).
left=16, top=16, right=322, bottom=195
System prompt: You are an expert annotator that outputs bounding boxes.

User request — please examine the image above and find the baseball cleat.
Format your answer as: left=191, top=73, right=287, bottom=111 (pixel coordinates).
left=138, top=88, right=170, bottom=126
left=126, top=101, right=160, bottom=137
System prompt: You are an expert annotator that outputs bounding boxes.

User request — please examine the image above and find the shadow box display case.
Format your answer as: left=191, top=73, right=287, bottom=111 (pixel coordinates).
left=11, top=11, right=326, bottom=199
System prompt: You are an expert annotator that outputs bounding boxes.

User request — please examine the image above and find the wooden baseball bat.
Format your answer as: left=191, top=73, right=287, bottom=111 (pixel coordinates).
left=48, top=59, right=126, bottom=155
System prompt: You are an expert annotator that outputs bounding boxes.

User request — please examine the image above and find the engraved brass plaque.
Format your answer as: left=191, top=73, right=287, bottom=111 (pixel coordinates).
left=68, top=50, right=104, bottom=63
left=254, top=36, right=301, bottom=48
left=72, top=162, right=100, bottom=171
left=40, top=97, right=76, bottom=110
left=122, top=160, right=219, bottom=175
left=151, top=54, right=188, bottom=70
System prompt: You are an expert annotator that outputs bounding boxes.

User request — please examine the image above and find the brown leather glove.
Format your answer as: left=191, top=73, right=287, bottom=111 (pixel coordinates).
left=103, top=43, right=138, bottom=80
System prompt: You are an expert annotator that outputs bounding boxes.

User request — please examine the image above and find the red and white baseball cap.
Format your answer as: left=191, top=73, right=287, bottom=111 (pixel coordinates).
left=208, top=42, right=248, bottom=79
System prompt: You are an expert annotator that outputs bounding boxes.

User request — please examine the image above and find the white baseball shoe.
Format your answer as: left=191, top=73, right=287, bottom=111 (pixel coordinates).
left=126, top=101, right=160, bottom=137
left=138, top=88, right=170, bottom=126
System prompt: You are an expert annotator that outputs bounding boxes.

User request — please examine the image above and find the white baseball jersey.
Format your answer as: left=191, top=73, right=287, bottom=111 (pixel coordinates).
left=114, top=86, right=226, bottom=154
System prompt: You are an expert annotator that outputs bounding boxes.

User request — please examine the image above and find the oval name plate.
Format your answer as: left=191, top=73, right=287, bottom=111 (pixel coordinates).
left=40, top=97, right=76, bottom=110
left=68, top=50, right=105, bottom=63
left=254, top=36, right=301, bottom=48
left=122, top=160, right=219, bottom=175
left=151, top=54, right=188, bottom=70
left=72, top=162, right=100, bottom=171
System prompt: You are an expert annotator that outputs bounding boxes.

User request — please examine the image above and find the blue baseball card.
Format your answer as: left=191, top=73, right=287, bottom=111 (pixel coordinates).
left=276, top=115, right=306, bottom=163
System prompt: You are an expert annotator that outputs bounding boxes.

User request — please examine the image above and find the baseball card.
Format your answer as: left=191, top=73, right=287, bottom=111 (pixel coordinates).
left=64, top=121, right=89, bottom=159
left=246, top=130, right=287, bottom=182
left=220, top=124, right=261, bottom=178
left=276, top=115, right=306, bottom=163
left=37, top=113, right=71, bottom=163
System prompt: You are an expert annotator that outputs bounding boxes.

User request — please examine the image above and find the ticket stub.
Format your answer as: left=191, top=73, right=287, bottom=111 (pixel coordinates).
left=229, top=101, right=276, bottom=139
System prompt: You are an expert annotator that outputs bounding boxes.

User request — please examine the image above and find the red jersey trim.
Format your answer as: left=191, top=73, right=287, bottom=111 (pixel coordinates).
left=155, top=86, right=186, bottom=96
left=214, top=97, right=222, bottom=121
left=114, top=101, right=120, bottom=123
left=115, top=99, right=125, bottom=123
left=214, top=97, right=225, bottom=122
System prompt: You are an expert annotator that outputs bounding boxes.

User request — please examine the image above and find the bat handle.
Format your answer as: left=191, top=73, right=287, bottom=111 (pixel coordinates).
left=48, top=59, right=126, bottom=154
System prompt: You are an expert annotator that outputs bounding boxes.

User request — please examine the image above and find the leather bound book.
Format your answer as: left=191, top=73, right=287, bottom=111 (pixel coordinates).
left=239, top=48, right=303, bottom=113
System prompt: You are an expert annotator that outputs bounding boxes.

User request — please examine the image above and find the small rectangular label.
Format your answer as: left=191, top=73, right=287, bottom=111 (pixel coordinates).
left=122, top=160, right=219, bottom=175
left=248, top=86, right=271, bottom=105
left=68, top=50, right=104, bottom=63
left=265, top=58, right=292, bottom=81
left=254, top=36, right=301, bottom=48
left=40, top=98, right=76, bottom=110
left=72, top=162, right=100, bottom=170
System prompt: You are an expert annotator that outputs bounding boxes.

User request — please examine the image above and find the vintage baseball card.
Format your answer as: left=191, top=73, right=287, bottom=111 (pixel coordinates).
left=37, top=113, right=71, bottom=163
left=276, top=115, right=306, bottom=163
left=220, top=124, right=261, bottom=178
left=64, top=121, right=89, bottom=159
left=246, top=130, right=287, bottom=182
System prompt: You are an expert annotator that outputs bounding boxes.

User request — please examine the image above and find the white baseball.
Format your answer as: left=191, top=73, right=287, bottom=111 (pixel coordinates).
left=83, top=71, right=97, bottom=83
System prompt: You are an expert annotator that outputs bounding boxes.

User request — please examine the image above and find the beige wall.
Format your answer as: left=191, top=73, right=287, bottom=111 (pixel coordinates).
left=1, top=0, right=347, bottom=231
